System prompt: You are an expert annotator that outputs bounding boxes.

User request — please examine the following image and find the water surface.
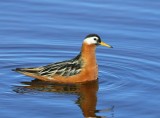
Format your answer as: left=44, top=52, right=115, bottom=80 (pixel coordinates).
left=0, top=0, right=160, bottom=118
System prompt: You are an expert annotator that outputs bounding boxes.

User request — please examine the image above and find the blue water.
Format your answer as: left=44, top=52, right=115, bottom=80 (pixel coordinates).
left=0, top=0, right=160, bottom=118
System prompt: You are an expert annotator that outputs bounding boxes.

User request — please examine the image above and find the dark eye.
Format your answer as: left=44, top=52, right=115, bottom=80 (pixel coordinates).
left=94, top=38, right=97, bottom=41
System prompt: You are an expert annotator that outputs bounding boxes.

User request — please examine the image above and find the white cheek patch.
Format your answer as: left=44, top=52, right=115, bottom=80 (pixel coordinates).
left=84, top=37, right=97, bottom=45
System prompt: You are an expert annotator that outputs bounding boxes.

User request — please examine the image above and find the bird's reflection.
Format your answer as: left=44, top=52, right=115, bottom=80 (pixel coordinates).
left=13, top=79, right=114, bottom=118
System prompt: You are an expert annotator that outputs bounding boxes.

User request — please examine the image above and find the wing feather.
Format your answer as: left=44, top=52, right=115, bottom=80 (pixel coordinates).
left=38, top=56, right=83, bottom=77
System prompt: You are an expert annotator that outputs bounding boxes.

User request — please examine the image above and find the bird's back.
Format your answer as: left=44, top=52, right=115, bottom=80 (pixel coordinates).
left=13, top=54, right=84, bottom=79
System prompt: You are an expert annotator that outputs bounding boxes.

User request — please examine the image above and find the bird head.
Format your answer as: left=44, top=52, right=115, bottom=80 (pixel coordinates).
left=83, top=34, right=113, bottom=48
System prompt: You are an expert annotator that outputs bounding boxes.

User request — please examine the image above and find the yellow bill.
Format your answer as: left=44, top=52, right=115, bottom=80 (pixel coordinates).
left=99, top=41, right=113, bottom=48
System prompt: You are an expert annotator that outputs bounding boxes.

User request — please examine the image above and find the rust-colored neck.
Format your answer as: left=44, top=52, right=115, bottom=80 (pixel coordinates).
left=80, top=43, right=97, bottom=65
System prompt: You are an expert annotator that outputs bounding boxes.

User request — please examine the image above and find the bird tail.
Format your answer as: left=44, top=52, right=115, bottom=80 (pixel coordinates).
left=12, top=67, right=48, bottom=81
left=12, top=67, right=42, bottom=77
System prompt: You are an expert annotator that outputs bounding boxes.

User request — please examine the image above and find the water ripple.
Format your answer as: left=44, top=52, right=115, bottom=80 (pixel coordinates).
left=0, top=0, right=160, bottom=118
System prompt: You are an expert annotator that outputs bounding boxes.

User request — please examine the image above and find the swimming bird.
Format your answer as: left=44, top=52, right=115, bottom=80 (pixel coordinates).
left=13, top=34, right=112, bottom=83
